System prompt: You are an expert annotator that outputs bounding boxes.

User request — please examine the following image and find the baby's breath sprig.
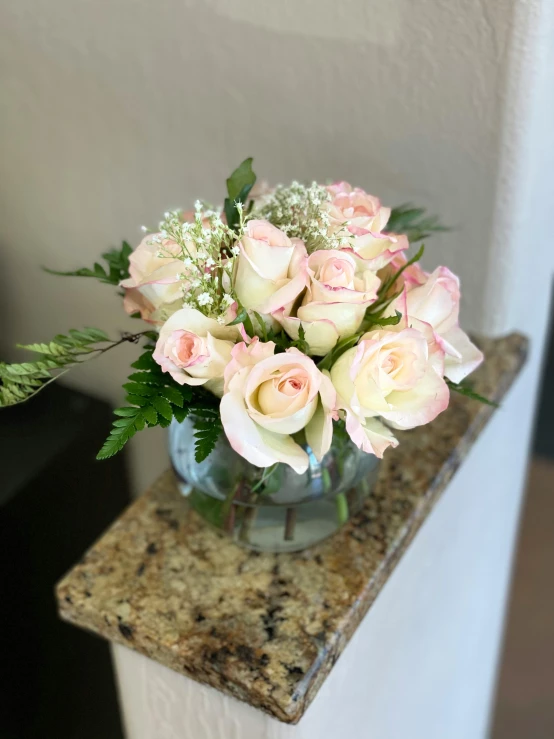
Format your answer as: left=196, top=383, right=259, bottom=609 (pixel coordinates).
left=255, top=181, right=350, bottom=253
left=153, top=204, right=241, bottom=321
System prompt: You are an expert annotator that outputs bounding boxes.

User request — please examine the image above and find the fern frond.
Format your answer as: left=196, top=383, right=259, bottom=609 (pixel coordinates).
left=193, top=416, right=223, bottom=463
left=96, top=349, right=194, bottom=459
left=0, top=327, right=148, bottom=408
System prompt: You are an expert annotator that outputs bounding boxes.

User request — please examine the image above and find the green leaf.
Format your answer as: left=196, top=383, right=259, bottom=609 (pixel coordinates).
left=97, top=348, right=220, bottom=459
left=127, top=371, right=164, bottom=385
left=142, top=405, right=158, bottom=425
left=131, top=351, right=160, bottom=371
left=447, top=380, right=498, bottom=407
left=227, top=307, right=248, bottom=326
left=43, top=266, right=107, bottom=280
left=291, top=323, right=309, bottom=354
left=158, top=385, right=183, bottom=407
left=226, top=157, right=256, bottom=202
left=172, top=406, right=190, bottom=424
left=114, top=407, right=141, bottom=417
left=224, top=157, right=256, bottom=232
left=387, top=204, right=449, bottom=243
left=364, top=310, right=402, bottom=331
left=151, top=395, right=173, bottom=421
left=318, top=333, right=362, bottom=372
left=252, top=311, right=268, bottom=341
left=377, top=244, right=425, bottom=301
left=193, top=421, right=223, bottom=463
left=122, top=382, right=157, bottom=397
left=96, top=414, right=141, bottom=459
left=0, top=325, right=129, bottom=408
left=227, top=304, right=254, bottom=338
left=125, top=394, right=150, bottom=407
left=44, top=240, right=133, bottom=287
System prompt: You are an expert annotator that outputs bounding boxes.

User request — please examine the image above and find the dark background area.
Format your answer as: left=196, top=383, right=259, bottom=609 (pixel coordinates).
left=0, top=384, right=129, bottom=739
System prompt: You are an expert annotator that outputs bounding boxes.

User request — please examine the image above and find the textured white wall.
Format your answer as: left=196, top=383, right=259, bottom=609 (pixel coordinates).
left=0, top=0, right=552, bottom=480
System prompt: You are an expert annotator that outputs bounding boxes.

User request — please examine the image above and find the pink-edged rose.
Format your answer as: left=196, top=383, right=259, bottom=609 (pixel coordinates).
left=330, top=328, right=449, bottom=453
left=153, top=308, right=239, bottom=396
left=220, top=340, right=337, bottom=472
left=341, top=231, right=409, bottom=273
left=121, top=234, right=188, bottom=322
left=274, top=249, right=380, bottom=356
left=327, top=181, right=391, bottom=234
left=233, top=220, right=308, bottom=315
left=388, top=266, right=483, bottom=383
left=326, top=182, right=408, bottom=271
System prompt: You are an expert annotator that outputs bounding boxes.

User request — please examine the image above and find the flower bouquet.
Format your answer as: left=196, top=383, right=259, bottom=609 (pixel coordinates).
left=1, top=159, right=488, bottom=551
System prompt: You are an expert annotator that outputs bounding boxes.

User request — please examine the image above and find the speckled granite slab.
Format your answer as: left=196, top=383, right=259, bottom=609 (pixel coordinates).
left=57, top=333, right=527, bottom=724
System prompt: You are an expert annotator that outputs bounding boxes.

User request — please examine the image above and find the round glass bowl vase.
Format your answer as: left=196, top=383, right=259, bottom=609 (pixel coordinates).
left=169, top=417, right=380, bottom=553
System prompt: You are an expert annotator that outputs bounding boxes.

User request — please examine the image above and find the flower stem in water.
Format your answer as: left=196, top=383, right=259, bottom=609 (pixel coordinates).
left=238, top=504, right=257, bottom=542
left=336, top=493, right=349, bottom=525
left=284, top=507, right=297, bottom=541
left=222, top=479, right=243, bottom=533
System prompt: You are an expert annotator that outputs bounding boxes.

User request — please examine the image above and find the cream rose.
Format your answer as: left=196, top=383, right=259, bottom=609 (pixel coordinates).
left=121, top=234, right=189, bottom=322
left=326, top=181, right=408, bottom=271
left=327, top=181, right=391, bottom=234
left=387, top=266, right=483, bottom=383
left=220, top=340, right=336, bottom=472
left=233, top=220, right=308, bottom=315
left=153, top=308, right=239, bottom=396
left=274, top=249, right=380, bottom=356
left=330, top=328, right=449, bottom=453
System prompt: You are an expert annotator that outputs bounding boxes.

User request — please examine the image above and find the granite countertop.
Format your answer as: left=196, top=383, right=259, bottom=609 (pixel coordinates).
left=56, top=333, right=527, bottom=724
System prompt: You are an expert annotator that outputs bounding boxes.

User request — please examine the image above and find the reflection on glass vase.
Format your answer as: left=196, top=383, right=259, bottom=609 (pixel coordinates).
left=169, top=417, right=380, bottom=553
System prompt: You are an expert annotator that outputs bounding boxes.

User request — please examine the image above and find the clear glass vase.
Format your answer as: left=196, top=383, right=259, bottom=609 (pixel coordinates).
left=169, top=417, right=380, bottom=553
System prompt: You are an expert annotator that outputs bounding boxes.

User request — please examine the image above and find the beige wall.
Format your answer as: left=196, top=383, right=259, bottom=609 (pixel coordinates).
left=1, top=0, right=551, bottom=491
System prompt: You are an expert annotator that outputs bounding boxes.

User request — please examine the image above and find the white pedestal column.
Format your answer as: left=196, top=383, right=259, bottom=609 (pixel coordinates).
left=111, top=367, right=531, bottom=739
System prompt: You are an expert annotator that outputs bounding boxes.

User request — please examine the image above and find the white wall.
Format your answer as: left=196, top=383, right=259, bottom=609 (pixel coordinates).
left=1, top=0, right=553, bottom=489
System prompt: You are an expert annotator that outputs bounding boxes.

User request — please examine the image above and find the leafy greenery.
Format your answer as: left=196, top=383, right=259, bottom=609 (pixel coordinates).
left=191, top=409, right=224, bottom=462
left=363, top=310, right=402, bottom=331
left=387, top=205, right=449, bottom=243
left=0, top=327, right=135, bottom=407
left=44, top=241, right=133, bottom=286
left=447, top=379, right=497, bottom=407
left=291, top=324, right=309, bottom=355
left=97, top=347, right=223, bottom=462
left=377, top=244, right=425, bottom=300
left=4, top=163, right=477, bottom=465
left=227, top=303, right=255, bottom=337
left=317, top=333, right=361, bottom=371
left=224, top=157, right=257, bottom=232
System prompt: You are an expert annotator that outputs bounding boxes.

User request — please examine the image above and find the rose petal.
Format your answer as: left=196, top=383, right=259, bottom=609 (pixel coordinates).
left=382, top=364, right=450, bottom=429
left=440, top=325, right=484, bottom=383
left=274, top=308, right=340, bottom=356
left=220, top=383, right=309, bottom=473
left=345, top=413, right=399, bottom=457
left=305, top=371, right=337, bottom=460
